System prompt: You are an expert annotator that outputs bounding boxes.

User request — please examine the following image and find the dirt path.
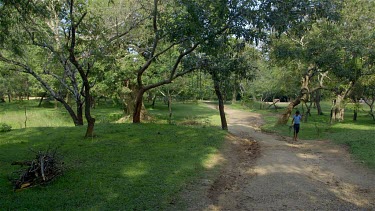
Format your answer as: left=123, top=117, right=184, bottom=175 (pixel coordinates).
left=175, top=106, right=375, bottom=210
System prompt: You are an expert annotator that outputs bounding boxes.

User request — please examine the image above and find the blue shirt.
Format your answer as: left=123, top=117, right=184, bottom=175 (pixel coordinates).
left=293, top=114, right=301, bottom=125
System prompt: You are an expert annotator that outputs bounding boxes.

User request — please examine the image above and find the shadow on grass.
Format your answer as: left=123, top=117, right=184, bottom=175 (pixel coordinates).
left=0, top=123, right=226, bottom=210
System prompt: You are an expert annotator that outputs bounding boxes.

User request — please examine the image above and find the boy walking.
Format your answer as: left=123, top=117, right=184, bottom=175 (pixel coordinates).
left=291, top=110, right=302, bottom=141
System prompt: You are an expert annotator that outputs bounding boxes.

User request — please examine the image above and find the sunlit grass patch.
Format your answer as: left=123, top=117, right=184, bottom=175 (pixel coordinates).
left=0, top=123, right=226, bottom=210
left=146, top=101, right=221, bottom=126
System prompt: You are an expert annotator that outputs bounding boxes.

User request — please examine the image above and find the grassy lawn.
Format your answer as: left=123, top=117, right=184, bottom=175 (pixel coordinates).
left=0, top=100, right=225, bottom=210
left=0, top=100, right=125, bottom=129
left=146, top=101, right=221, bottom=126
left=232, top=100, right=375, bottom=168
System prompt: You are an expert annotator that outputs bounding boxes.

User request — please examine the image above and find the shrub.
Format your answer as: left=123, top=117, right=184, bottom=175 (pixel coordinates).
left=0, top=123, right=12, bottom=132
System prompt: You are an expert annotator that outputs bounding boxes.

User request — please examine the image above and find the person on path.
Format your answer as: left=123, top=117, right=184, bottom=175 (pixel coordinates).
left=291, top=110, right=302, bottom=141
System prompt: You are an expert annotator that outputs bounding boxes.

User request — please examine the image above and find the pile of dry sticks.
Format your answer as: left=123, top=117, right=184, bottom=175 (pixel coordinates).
left=9, top=148, right=63, bottom=190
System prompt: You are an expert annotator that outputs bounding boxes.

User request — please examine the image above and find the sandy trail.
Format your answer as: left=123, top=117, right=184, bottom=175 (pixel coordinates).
left=176, top=106, right=375, bottom=210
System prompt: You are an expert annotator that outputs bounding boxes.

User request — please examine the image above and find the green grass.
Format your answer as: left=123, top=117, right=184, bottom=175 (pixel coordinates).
left=146, top=101, right=221, bottom=126
left=0, top=100, right=125, bottom=129
left=235, top=100, right=375, bottom=168
left=0, top=100, right=225, bottom=210
left=0, top=100, right=72, bottom=129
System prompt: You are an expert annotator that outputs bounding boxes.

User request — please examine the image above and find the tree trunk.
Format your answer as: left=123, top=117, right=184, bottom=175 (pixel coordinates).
left=83, top=87, right=95, bottom=138
left=364, top=96, right=375, bottom=121
left=304, top=102, right=313, bottom=122
left=353, top=108, right=358, bottom=121
left=151, top=95, right=157, bottom=108
left=331, top=81, right=356, bottom=123
left=56, top=98, right=83, bottom=126
left=84, top=109, right=95, bottom=138
left=122, top=80, right=138, bottom=116
left=90, top=95, right=96, bottom=109
left=213, top=77, right=228, bottom=130
left=351, top=97, right=358, bottom=121
left=126, top=84, right=148, bottom=123
left=232, top=77, right=237, bottom=104
left=67, top=2, right=95, bottom=138
left=330, top=93, right=346, bottom=123
left=278, top=97, right=303, bottom=125
left=65, top=92, right=71, bottom=105
left=76, top=102, right=84, bottom=125
left=133, top=88, right=146, bottom=123
left=278, top=66, right=315, bottom=125
left=278, top=92, right=308, bottom=125
left=38, top=93, right=47, bottom=107
left=315, top=89, right=323, bottom=115
left=168, top=91, right=172, bottom=123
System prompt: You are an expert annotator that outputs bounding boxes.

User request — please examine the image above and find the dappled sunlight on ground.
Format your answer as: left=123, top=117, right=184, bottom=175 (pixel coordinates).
left=255, top=164, right=311, bottom=176
left=122, top=162, right=149, bottom=178
left=202, top=152, right=225, bottom=170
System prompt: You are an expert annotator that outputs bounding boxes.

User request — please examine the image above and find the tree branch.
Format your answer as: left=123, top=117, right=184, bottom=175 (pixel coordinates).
left=0, top=53, right=63, bottom=101
left=75, top=12, right=87, bottom=28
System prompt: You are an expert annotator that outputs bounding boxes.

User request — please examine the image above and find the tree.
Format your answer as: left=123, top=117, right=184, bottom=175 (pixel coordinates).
left=271, top=0, right=375, bottom=124
left=357, top=75, right=375, bottom=121
left=126, top=0, right=340, bottom=123
left=328, top=0, right=375, bottom=122
left=0, top=0, right=105, bottom=137
left=0, top=0, right=342, bottom=129
left=270, top=26, right=335, bottom=124
left=130, top=0, right=230, bottom=123
left=202, top=39, right=259, bottom=130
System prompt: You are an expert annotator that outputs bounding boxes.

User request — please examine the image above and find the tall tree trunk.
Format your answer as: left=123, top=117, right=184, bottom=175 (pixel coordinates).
left=213, top=76, right=228, bottom=130
left=68, top=0, right=95, bottom=137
